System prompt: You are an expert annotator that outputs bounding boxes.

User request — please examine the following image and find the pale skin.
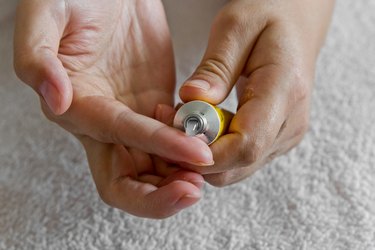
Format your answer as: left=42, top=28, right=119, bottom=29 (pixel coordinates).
left=14, top=0, right=335, bottom=218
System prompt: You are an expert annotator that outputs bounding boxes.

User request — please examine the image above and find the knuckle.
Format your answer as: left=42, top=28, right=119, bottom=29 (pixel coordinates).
left=215, top=7, right=248, bottom=31
left=240, top=136, right=266, bottom=165
left=108, top=110, right=129, bottom=144
left=214, top=8, right=246, bottom=28
left=204, top=172, right=233, bottom=187
left=267, top=150, right=280, bottom=163
left=97, top=187, right=114, bottom=208
left=294, top=117, right=310, bottom=141
left=288, top=69, right=311, bottom=104
left=277, top=120, right=287, bottom=138
left=151, top=210, right=174, bottom=220
left=205, top=167, right=257, bottom=187
left=214, top=4, right=267, bottom=39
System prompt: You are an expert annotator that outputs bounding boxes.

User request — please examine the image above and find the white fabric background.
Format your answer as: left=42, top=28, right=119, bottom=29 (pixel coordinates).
left=1, top=0, right=375, bottom=249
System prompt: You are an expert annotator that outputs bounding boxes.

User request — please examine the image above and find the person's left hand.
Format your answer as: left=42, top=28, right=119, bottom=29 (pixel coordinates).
left=159, top=0, right=335, bottom=186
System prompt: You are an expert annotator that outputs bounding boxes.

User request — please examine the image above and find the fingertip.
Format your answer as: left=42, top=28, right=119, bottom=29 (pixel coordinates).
left=146, top=180, right=202, bottom=218
left=43, top=57, right=72, bottom=115
left=152, top=125, right=214, bottom=166
left=182, top=79, right=211, bottom=92
left=15, top=49, right=72, bottom=116
left=39, top=78, right=72, bottom=115
left=57, top=80, right=73, bottom=115
left=180, top=136, right=214, bottom=166
left=179, top=79, right=211, bottom=103
left=180, top=79, right=228, bottom=105
left=155, top=104, right=176, bottom=125
left=38, top=81, right=60, bottom=114
left=158, top=170, right=205, bottom=189
left=155, top=104, right=162, bottom=120
left=174, top=193, right=201, bottom=210
left=170, top=180, right=201, bottom=210
left=180, top=172, right=205, bottom=189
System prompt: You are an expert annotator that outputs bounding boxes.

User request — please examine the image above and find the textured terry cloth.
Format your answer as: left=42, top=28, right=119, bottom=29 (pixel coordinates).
left=1, top=0, right=375, bottom=249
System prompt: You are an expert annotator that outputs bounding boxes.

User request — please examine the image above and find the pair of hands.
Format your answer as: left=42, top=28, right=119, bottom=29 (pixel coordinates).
left=14, top=0, right=334, bottom=218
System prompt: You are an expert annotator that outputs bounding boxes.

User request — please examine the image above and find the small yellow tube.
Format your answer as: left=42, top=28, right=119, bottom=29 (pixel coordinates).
left=173, top=101, right=233, bottom=145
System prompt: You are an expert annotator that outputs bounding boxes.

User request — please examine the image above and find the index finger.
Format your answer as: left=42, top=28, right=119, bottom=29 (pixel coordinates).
left=56, top=96, right=214, bottom=166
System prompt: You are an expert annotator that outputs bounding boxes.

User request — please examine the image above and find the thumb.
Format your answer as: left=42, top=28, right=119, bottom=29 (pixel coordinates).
left=179, top=8, right=265, bottom=104
left=13, top=0, right=72, bottom=115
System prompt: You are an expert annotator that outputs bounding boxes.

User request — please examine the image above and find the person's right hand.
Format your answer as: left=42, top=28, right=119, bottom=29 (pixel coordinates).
left=14, top=0, right=213, bottom=218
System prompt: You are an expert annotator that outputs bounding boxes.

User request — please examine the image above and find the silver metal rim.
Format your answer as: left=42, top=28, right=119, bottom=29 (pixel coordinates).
left=173, top=100, right=221, bottom=144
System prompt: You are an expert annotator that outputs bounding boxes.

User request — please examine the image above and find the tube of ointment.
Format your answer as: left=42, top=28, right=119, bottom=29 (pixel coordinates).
left=173, top=100, right=233, bottom=145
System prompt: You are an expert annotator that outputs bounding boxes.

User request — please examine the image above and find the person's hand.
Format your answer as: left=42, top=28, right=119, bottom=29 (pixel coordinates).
left=174, top=0, right=335, bottom=186
left=13, top=0, right=213, bottom=218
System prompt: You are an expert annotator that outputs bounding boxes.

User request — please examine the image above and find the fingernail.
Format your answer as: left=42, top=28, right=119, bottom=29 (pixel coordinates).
left=191, top=180, right=205, bottom=189
left=175, top=192, right=201, bottom=210
left=39, top=81, right=60, bottom=114
left=183, top=79, right=211, bottom=91
left=190, top=149, right=215, bottom=166
left=188, top=161, right=215, bottom=167
left=155, top=104, right=162, bottom=121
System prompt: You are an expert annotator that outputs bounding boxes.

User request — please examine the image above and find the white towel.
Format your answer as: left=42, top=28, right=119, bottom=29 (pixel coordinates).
left=0, top=0, right=374, bottom=249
